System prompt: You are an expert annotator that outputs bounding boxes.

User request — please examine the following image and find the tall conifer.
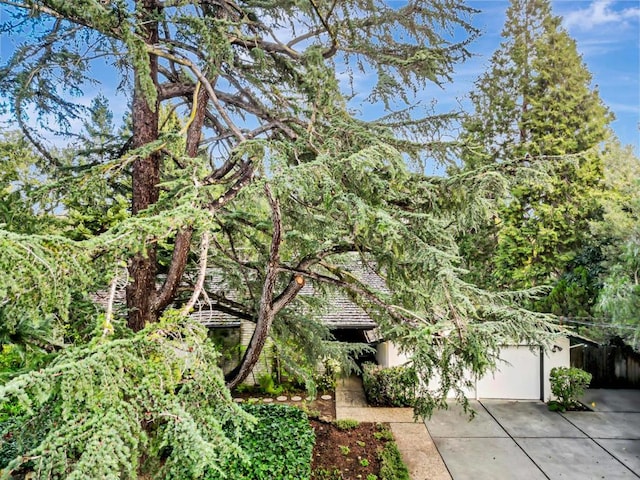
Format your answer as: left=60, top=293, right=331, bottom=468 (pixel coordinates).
left=460, top=0, right=611, bottom=288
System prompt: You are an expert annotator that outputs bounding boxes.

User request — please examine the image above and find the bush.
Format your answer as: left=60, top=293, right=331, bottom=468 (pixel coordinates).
left=378, top=442, right=410, bottom=480
left=257, top=372, right=283, bottom=395
left=313, top=359, right=341, bottom=393
left=548, top=367, right=592, bottom=412
left=209, top=403, right=315, bottom=480
left=362, top=363, right=417, bottom=407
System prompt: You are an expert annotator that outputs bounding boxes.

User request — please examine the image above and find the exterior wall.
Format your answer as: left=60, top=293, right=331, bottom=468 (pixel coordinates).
left=239, top=320, right=274, bottom=386
left=542, top=336, right=571, bottom=400
left=376, top=338, right=571, bottom=400
left=376, top=341, right=411, bottom=367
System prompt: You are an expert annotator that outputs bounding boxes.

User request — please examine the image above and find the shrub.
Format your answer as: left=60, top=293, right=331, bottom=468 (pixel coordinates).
left=313, top=359, right=341, bottom=392
left=548, top=367, right=592, bottom=412
left=209, top=403, right=315, bottom=480
left=362, top=363, right=417, bottom=407
left=257, top=372, right=283, bottom=395
left=378, top=442, right=410, bottom=480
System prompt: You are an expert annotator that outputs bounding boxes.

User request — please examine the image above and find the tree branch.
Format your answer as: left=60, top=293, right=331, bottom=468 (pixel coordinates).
left=181, top=231, right=210, bottom=316
left=226, top=182, right=282, bottom=389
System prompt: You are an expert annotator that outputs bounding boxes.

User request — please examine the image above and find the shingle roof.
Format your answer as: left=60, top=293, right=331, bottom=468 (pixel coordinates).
left=192, top=261, right=384, bottom=330
left=93, top=261, right=385, bottom=332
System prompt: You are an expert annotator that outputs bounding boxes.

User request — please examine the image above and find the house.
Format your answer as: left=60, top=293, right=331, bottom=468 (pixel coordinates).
left=376, top=338, right=569, bottom=401
left=192, top=263, right=570, bottom=400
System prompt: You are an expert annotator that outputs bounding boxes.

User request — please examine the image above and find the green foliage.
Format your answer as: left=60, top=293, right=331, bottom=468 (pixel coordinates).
left=378, top=442, right=410, bottom=480
left=208, top=403, right=314, bottom=480
left=459, top=0, right=611, bottom=290
left=535, top=246, right=604, bottom=317
left=0, top=0, right=565, bottom=422
left=314, top=359, right=341, bottom=392
left=334, top=419, right=360, bottom=431
left=373, top=424, right=395, bottom=442
left=548, top=367, right=592, bottom=411
left=591, top=140, right=640, bottom=349
left=0, top=316, right=251, bottom=480
left=362, top=363, right=417, bottom=407
left=0, top=230, right=99, bottom=353
left=257, top=372, right=283, bottom=396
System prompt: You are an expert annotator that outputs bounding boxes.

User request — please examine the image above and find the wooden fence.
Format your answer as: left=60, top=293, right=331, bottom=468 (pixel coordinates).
left=571, top=341, right=640, bottom=388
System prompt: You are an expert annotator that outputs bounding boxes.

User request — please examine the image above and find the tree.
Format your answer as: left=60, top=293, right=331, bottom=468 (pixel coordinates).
left=591, top=140, right=640, bottom=349
left=459, top=0, right=612, bottom=289
left=0, top=0, right=561, bottom=454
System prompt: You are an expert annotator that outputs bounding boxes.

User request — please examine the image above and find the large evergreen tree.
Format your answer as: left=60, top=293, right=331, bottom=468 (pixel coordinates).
left=0, top=2, right=565, bottom=475
left=460, top=0, right=612, bottom=289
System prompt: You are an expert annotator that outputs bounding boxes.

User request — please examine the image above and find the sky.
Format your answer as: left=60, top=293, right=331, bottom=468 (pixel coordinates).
left=0, top=0, right=638, bottom=153
left=451, top=0, right=640, bottom=152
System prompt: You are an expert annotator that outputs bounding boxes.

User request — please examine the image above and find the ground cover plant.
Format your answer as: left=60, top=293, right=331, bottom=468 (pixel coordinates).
left=212, top=403, right=315, bottom=480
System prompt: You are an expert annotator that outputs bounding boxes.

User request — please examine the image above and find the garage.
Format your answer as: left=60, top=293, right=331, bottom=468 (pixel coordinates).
left=376, top=337, right=570, bottom=401
left=476, top=345, right=543, bottom=400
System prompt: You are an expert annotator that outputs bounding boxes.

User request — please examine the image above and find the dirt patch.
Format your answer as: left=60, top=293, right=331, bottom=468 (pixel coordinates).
left=311, top=420, right=391, bottom=479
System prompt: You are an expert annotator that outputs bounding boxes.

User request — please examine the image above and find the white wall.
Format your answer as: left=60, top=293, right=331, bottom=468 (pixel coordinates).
left=542, top=336, right=571, bottom=401
left=376, top=338, right=571, bottom=400
left=376, top=341, right=411, bottom=368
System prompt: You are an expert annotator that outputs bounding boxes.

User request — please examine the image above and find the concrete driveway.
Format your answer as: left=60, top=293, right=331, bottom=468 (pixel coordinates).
left=424, top=390, right=640, bottom=479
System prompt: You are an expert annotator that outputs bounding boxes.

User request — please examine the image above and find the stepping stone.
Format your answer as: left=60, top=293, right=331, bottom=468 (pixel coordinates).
left=291, top=395, right=302, bottom=402
left=248, top=398, right=259, bottom=403
left=321, top=394, right=332, bottom=400
left=233, top=398, right=244, bottom=403
left=263, top=398, right=273, bottom=403
left=276, top=396, right=288, bottom=402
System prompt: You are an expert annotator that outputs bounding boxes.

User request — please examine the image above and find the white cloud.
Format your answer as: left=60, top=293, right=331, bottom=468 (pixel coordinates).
left=563, top=0, right=640, bottom=31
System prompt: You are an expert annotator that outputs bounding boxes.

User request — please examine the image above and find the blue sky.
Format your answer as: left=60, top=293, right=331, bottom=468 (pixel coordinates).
left=453, top=0, right=640, bottom=152
left=0, top=0, right=638, bottom=153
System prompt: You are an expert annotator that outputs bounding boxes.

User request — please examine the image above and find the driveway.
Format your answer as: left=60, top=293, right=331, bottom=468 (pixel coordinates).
left=424, top=389, right=640, bottom=479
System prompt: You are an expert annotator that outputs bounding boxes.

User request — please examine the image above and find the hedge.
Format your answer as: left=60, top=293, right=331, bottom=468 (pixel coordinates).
left=362, top=363, right=417, bottom=407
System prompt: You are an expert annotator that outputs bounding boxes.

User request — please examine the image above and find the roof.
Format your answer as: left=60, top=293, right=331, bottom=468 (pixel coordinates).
left=93, top=261, right=385, bottom=333
left=193, top=261, right=384, bottom=331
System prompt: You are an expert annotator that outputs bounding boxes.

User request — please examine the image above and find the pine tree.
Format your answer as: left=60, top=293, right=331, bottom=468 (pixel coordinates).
left=460, top=0, right=612, bottom=289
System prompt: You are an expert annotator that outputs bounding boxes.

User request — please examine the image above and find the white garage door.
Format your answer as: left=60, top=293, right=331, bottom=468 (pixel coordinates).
left=477, top=346, right=542, bottom=400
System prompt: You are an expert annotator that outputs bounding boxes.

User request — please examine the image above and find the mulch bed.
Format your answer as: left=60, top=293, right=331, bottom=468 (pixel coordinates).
left=311, top=420, right=389, bottom=480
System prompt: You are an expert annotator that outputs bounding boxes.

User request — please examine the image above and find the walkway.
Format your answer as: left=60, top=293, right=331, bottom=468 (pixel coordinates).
left=424, top=390, right=640, bottom=479
left=335, top=376, right=451, bottom=480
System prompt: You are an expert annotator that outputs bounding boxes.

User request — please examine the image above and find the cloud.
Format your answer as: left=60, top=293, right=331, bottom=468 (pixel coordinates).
left=563, top=0, right=640, bottom=31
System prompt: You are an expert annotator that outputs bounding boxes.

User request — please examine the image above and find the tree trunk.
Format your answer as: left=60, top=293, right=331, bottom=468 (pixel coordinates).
left=126, top=0, right=160, bottom=332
